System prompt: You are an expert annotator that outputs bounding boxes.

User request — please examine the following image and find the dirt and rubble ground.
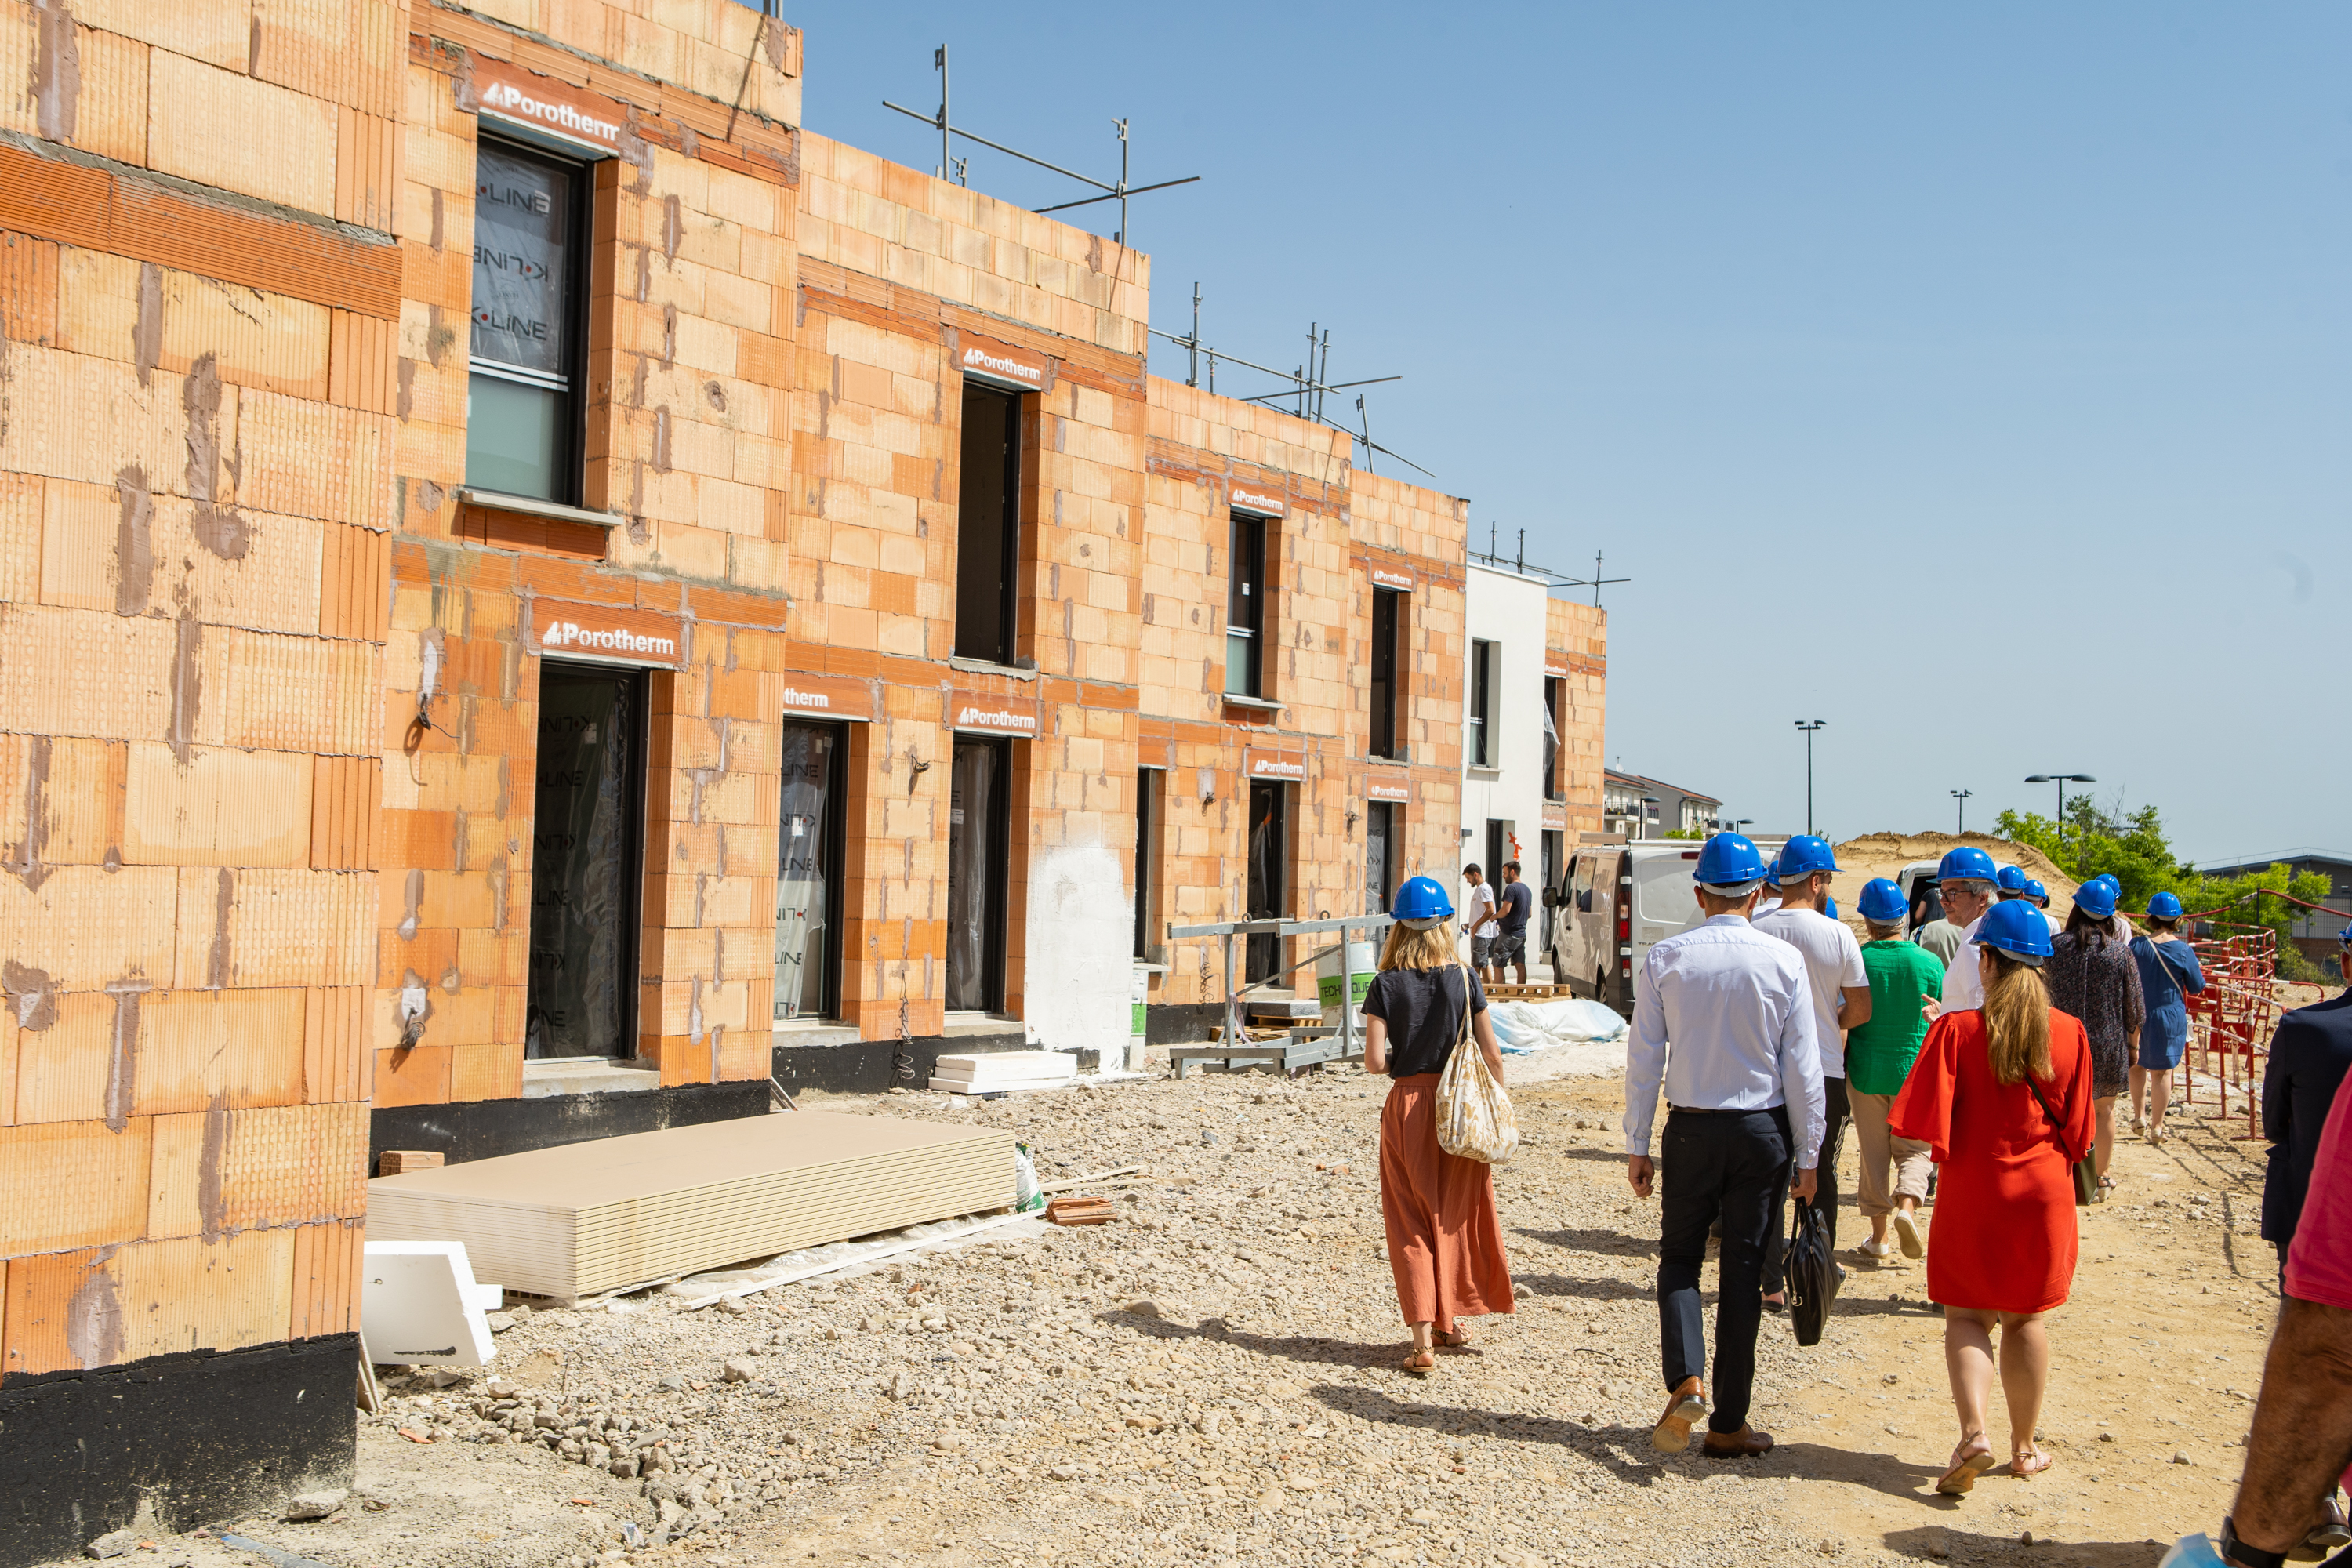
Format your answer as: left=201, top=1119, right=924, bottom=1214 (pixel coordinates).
left=82, top=1007, right=2321, bottom=1568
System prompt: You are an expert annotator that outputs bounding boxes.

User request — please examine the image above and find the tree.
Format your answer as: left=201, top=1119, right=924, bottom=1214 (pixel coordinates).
left=1993, top=800, right=2333, bottom=979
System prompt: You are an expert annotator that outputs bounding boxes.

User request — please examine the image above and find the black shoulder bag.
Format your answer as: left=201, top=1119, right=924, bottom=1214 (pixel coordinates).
left=2023, top=1071, right=2098, bottom=1207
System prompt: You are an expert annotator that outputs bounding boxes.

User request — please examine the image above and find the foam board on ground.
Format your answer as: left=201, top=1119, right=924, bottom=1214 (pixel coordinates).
left=931, top=1050, right=1077, bottom=1088
left=361, top=1241, right=501, bottom=1367
left=365, top=1111, right=1014, bottom=1301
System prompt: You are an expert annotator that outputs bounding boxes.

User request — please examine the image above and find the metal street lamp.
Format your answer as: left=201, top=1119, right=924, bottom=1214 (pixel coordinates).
left=2024, top=774, right=2096, bottom=855
left=1951, top=789, right=1973, bottom=834
left=1794, top=720, right=1826, bottom=836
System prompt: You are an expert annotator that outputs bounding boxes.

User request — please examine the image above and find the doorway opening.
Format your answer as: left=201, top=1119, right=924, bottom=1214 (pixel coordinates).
left=1365, top=800, right=1399, bottom=915
left=1541, top=829, right=1564, bottom=956
left=774, top=720, right=848, bottom=1022
left=526, top=661, right=646, bottom=1059
left=1246, top=779, right=1288, bottom=983
left=946, top=735, right=1011, bottom=1013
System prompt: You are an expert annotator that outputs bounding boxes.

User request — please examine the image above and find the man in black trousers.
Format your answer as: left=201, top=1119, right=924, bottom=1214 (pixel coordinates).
left=1623, top=833, right=1824, bottom=1459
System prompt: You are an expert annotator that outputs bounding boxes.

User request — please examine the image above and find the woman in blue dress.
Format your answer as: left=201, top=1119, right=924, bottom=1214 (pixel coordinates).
left=2129, top=891, right=2205, bottom=1145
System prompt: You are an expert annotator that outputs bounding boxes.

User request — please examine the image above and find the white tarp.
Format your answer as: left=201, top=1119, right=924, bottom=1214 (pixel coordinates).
left=1489, top=997, right=1629, bottom=1054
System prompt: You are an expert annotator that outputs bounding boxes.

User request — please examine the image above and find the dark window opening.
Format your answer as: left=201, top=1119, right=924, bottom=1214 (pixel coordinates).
left=773, top=720, right=848, bottom=1022
left=1542, top=676, right=1563, bottom=800
left=1485, top=819, right=1507, bottom=899
left=954, top=385, right=1021, bottom=666
left=1246, top=780, right=1287, bottom=982
left=1468, top=639, right=1495, bottom=768
left=1366, top=800, right=1399, bottom=916
left=1133, top=769, right=1156, bottom=960
left=1370, top=587, right=1401, bottom=758
left=466, top=136, right=590, bottom=505
left=526, top=662, right=645, bottom=1058
left=946, top=735, right=1011, bottom=1011
left=1225, top=512, right=1265, bottom=698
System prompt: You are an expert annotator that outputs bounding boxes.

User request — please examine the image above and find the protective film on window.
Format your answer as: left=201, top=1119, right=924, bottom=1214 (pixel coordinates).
left=472, top=142, right=573, bottom=381
left=773, top=724, right=835, bottom=1020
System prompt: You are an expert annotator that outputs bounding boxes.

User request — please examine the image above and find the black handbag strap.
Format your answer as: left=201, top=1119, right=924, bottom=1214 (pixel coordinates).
left=2021, top=1069, right=2081, bottom=1162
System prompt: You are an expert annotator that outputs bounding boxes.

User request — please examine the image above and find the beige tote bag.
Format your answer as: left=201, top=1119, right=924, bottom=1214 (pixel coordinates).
left=1434, top=964, right=1518, bottom=1164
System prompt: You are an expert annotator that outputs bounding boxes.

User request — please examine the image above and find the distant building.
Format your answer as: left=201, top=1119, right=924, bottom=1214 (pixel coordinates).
left=1602, top=769, right=1726, bottom=840
left=2191, top=850, right=2350, bottom=966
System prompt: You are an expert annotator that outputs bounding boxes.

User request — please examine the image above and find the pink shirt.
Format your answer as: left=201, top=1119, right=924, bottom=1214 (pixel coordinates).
left=2285, top=1073, right=2352, bottom=1312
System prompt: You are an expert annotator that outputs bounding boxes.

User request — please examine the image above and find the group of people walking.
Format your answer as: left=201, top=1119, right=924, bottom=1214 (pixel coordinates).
left=1359, top=833, right=2343, bottom=1519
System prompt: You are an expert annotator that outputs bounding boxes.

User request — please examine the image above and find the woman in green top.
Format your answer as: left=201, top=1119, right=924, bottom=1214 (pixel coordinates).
left=1848, top=879, right=1945, bottom=1261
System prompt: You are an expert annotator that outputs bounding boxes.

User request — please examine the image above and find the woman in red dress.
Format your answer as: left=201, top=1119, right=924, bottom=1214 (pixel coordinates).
left=1891, top=900, right=2094, bottom=1494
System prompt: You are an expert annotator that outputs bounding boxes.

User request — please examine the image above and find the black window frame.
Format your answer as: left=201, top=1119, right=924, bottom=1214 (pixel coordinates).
left=1225, top=511, right=1265, bottom=699
left=1541, top=675, right=1563, bottom=800
left=465, top=132, right=593, bottom=507
left=773, top=717, right=849, bottom=1023
left=953, top=383, right=1022, bottom=666
left=1132, top=768, right=1156, bottom=960
left=1369, top=586, right=1401, bottom=759
left=1468, top=639, right=1496, bottom=768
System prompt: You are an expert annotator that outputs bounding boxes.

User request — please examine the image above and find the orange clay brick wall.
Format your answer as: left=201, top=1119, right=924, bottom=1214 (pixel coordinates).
left=374, top=5, right=803, bottom=1103
left=788, top=132, right=1150, bottom=1049
left=1349, top=469, right=1471, bottom=884
left=1546, top=597, right=1608, bottom=837
left=1141, top=387, right=1469, bottom=1007
left=0, top=0, right=403, bottom=1377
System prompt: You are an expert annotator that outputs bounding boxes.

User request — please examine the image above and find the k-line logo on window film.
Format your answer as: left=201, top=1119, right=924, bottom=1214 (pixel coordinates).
left=538, top=619, right=676, bottom=659
left=481, top=81, right=622, bottom=147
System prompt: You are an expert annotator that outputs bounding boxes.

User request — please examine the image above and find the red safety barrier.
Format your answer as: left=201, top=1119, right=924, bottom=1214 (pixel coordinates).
left=2181, top=929, right=2278, bottom=1141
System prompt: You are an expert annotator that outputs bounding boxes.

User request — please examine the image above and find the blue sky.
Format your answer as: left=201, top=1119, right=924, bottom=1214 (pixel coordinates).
left=800, top=5, right=2352, bottom=867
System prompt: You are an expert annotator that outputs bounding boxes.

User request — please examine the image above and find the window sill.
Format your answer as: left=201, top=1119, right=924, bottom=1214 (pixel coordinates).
left=1466, top=766, right=1503, bottom=780
left=519, top=1058, right=661, bottom=1099
left=949, top=655, right=1038, bottom=681
left=1221, top=695, right=1284, bottom=713
left=459, top=487, right=624, bottom=531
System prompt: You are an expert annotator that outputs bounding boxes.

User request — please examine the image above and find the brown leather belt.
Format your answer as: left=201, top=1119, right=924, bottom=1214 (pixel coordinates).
left=1670, top=1105, right=1737, bottom=1116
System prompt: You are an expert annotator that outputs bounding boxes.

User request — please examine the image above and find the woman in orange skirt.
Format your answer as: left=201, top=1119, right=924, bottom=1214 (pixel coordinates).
left=1891, top=898, right=2094, bottom=1493
left=1363, top=875, right=1515, bottom=1376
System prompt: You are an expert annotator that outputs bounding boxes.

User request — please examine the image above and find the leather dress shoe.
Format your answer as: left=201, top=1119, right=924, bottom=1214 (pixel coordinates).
left=1701, top=1425, right=1774, bottom=1458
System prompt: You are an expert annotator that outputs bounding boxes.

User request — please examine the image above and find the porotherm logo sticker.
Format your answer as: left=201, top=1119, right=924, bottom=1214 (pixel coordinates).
left=956, top=704, right=1038, bottom=735
left=538, top=619, right=676, bottom=659
left=960, top=344, right=1047, bottom=390
left=1371, top=567, right=1415, bottom=592
left=780, top=687, right=833, bottom=710
left=1230, top=485, right=1287, bottom=518
left=479, top=80, right=623, bottom=150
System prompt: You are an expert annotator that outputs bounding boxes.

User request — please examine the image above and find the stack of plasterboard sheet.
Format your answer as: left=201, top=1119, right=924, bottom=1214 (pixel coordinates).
left=928, top=1050, right=1079, bottom=1094
left=365, top=1112, right=1014, bottom=1301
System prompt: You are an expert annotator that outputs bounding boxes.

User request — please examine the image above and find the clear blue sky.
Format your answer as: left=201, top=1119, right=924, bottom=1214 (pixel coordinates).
left=800, top=4, right=2352, bottom=868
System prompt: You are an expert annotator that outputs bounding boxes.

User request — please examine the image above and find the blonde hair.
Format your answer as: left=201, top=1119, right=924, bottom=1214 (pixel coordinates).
left=1982, top=952, right=2053, bottom=1085
left=1378, top=920, right=1457, bottom=971
left=1864, top=918, right=1904, bottom=940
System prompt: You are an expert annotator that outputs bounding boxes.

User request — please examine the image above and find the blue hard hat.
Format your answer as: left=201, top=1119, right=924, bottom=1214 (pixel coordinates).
left=1824, top=896, right=1839, bottom=919
left=1780, top=834, right=1838, bottom=879
left=2339, top=924, right=2352, bottom=950
left=1995, top=865, right=2030, bottom=895
left=2024, top=879, right=2049, bottom=906
left=1393, top=875, right=1454, bottom=927
left=2073, top=877, right=2118, bottom=919
left=1937, top=846, right=1998, bottom=884
left=1857, top=877, right=1907, bottom=924
left=2146, top=891, right=2183, bottom=921
left=1974, top=898, right=2055, bottom=964
left=1694, top=833, right=1769, bottom=890
left=1764, top=849, right=1784, bottom=888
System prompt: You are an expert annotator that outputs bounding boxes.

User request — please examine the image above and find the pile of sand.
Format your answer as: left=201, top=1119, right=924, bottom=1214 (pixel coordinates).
left=1828, top=829, right=2082, bottom=923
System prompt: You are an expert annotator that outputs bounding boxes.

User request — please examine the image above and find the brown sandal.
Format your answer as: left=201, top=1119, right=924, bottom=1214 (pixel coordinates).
left=1936, top=1439, right=1998, bottom=1496
left=1435, top=1327, right=1475, bottom=1349
left=1402, top=1348, right=1436, bottom=1377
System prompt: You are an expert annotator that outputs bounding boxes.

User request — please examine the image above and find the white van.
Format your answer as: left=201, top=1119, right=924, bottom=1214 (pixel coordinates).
left=1544, top=841, right=1719, bottom=1017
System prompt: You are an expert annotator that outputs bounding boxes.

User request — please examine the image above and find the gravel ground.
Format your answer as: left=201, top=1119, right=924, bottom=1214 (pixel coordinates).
left=85, top=1047, right=2284, bottom=1568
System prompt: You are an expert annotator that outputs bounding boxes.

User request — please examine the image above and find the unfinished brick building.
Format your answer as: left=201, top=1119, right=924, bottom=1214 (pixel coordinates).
left=0, top=1, right=1602, bottom=1553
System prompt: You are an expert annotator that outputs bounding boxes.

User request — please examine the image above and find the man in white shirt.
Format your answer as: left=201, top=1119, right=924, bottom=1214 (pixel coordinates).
left=1624, top=833, right=1824, bottom=1461
left=1462, top=864, right=1500, bottom=982
left=1925, top=847, right=2001, bottom=1015
left=1753, top=835, right=1872, bottom=1296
